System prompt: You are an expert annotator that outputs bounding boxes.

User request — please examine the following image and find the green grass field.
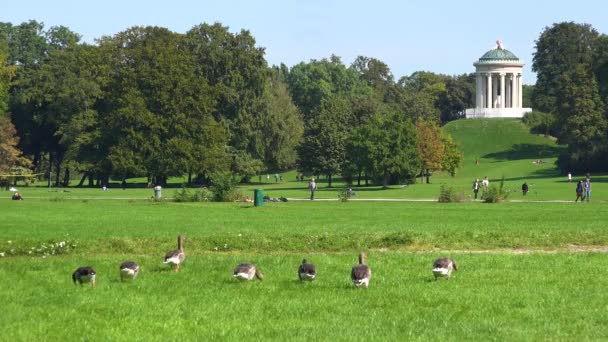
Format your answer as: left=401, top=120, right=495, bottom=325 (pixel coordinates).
left=1, top=119, right=607, bottom=340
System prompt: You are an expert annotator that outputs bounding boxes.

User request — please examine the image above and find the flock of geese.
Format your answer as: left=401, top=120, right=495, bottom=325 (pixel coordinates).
left=72, top=234, right=458, bottom=287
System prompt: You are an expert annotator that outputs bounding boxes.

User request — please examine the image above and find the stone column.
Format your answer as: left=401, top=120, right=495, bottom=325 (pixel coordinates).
left=518, top=73, right=523, bottom=108
left=486, top=73, right=492, bottom=108
left=476, top=73, right=482, bottom=108
left=499, top=73, right=505, bottom=109
left=511, top=73, right=518, bottom=108
left=506, top=74, right=512, bottom=108
left=492, top=74, right=497, bottom=108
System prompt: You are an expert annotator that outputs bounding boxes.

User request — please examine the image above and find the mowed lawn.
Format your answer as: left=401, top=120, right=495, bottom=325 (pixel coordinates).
left=2, top=200, right=608, bottom=252
left=1, top=253, right=607, bottom=340
left=1, top=199, right=607, bottom=339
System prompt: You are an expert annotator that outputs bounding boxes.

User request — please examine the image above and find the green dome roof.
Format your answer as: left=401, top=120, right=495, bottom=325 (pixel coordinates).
left=476, top=43, right=521, bottom=64
left=479, top=48, right=519, bottom=61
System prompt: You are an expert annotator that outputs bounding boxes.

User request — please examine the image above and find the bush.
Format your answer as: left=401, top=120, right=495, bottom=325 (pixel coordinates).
left=438, top=184, right=466, bottom=203
left=481, top=176, right=509, bottom=203
left=337, top=186, right=353, bottom=202
left=174, top=184, right=213, bottom=202
left=211, top=172, right=242, bottom=202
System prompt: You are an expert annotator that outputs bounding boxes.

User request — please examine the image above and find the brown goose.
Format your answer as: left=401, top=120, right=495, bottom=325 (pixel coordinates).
left=164, top=234, right=185, bottom=272
left=119, top=261, right=139, bottom=281
left=351, top=253, right=371, bottom=288
left=233, top=263, right=264, bottom=281
left=72, top=266, right=96, bottom=287
left=298, top=259, right=316, bottom=281
left=432, top=257, right=458, bottom=280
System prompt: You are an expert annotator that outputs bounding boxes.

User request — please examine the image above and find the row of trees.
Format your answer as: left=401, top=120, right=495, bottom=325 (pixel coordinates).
left=1, top=20, right=468, bottom=188
left=532, top=22, right=608, bottom=172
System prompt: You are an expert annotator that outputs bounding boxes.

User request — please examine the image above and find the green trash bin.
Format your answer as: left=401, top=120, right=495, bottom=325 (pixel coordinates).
left=254, top=189, right=264, bottom=207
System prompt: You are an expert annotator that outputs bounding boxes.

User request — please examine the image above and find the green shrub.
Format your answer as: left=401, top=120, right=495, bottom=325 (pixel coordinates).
left=210, top=172, right=242, bottom=202
left=482, top=176, right=509, bottom=203
left=438, top=184, right=466, bottom=203
left=337, top=186, right=353, bottom=202
left=174, top=184, right=213, bottom=202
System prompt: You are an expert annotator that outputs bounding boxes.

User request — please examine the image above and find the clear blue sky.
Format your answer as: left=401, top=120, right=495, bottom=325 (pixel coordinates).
left=2, top=0, right=607, bottom=83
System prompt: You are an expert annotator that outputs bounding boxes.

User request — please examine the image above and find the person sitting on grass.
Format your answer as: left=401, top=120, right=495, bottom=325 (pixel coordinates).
left=12, top=192, right=23, bottom=200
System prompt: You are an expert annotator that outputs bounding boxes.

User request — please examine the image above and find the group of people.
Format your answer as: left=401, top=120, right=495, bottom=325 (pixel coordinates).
left=472, top=176, right=489, bottom=199
left=575, top=176, right=592, bottom=202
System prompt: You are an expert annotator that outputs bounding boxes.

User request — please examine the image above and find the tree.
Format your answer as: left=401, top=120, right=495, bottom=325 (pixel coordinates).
left=186, top=23, right=268, bottom=170
left=416, top=120, right=444, bottom=183
left=0, top=116, right=31, bottom=188
left=532, top=22, right=600, bottom=114
left=350, top=56, right=394, bottom=103
left=554, top=64, right=606, bottom=172
left=104, top=26, right=220, bottom=185
left=594, top=34, right=608, bottom=104
left=439, top=130, right=463, bottom=177
left=438, top=74, right=475, bottom=123
left=297, top=96, right=351, bottom=187
left=359, top=113, right=420, bottom=187
left=258, top=71, right=304, bottom=170
left=287, top=55, right=371, bottom=121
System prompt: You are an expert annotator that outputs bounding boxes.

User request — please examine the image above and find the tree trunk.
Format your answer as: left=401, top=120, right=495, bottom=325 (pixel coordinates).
left=383, top=172, right=389, bottom=189
left=88, top=173, right=95, bottom=187
left=425, top=168, right=430, bottom=184
left=328, top=174, right=332, bottom=187
left=63, top=167, right=70, bottom=187
left=77, top=172, right=88, bottom=187
left=188, top=171, right=192, bottom=185
left=54, top=157, right=62, bottom=187
left=47, top=153, right=53, bottom=188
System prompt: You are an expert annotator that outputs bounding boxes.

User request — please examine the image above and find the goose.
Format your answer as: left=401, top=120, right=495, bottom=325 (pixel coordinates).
left=351, top=253, right=371, bottom=288
left=298, top=259, right=316, bottom=281
left=119, top=261, right=139, bottom=281
left=432, top=257, right=458, bottom=280
left=72, top=266, right=96, bottom=287
left=233, top=263, right=264, bottom=281
left=164, top=234, right=185, bottom=272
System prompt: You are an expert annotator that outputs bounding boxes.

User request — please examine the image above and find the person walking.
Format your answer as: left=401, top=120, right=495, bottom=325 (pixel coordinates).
left=575, top=180, right=584, bottom=202
left=521, top=182, right=528, bottom=196
left=472, top=179, right=480, bottom=200
left=482, top=176, right=489, bottom=192
left=584, top=176, right=591, bottom=202
left=308, top=178, right=317, bottom=200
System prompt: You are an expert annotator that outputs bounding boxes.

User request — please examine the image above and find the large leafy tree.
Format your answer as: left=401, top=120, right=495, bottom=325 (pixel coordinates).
left=350, top=112, right=420, bottom=187
left=297, top=96, right=351, bottom=187
left=186, top=23, right=268, bottom=171
left=532, top=22, right=600, bottom=114
left=103, top=26, right=222, bottom=185
left=258, top=70, right=304, bottom=170
left=5, top=22, right=83, bottom=185
left=287, top=55, right=371, bottom=121
left=554, top=64, right=606, bottom=172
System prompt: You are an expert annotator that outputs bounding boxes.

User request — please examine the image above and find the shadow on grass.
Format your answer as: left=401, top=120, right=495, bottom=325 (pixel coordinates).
left=483, top=143, right=565, bottom=161
left=498, top=168, right=562, bottom=182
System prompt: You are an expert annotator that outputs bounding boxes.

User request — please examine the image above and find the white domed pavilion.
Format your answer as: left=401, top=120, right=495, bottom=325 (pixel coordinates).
left=465, top=40, right=532, bottom=118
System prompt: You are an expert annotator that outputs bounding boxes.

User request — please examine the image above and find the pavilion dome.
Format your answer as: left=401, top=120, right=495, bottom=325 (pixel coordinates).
left=476, top=40, right=521, bottom=64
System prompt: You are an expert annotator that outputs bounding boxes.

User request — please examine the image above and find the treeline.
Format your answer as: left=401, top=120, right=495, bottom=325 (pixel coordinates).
left=0, top=21, right=472, bottom=187
left=530, top=22, right=608, bottom=173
